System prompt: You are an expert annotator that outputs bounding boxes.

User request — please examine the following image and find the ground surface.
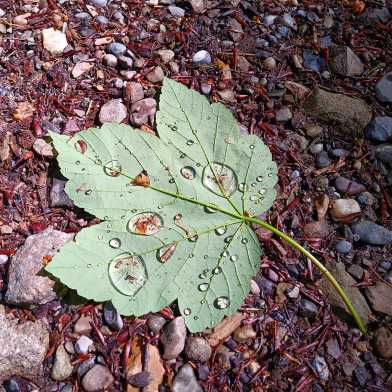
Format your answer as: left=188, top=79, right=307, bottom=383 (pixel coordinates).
left=0, top=0, right=392, bottom=391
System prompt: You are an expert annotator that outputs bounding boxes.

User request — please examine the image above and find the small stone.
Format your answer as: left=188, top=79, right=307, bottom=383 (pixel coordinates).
left=218, top=89, right=235, bottom=103
left=309, top=143, right=324, bottom=155
left=329, top=46, right=364, bottom=77
left=284, top=81, right=310, bottom=101
left=14, top=13, right=30, bottom=26
left=96, top=15, right=109, bottom=25
left=233, top=325, right=257, bottom=343
left=342, top=362, right=356, bottom=377
left=103, top=54, right=117, bottom=67
left=172, top=364, right=202, bottom=392
left=99, top=99, right=127, bottom=124
left=33, top=138, right=53, bottom=158
left=353, top=366, right=370, bottom=387
left=192, top=50, right=211, bottom=65
left=275, top=107, right=292, bottom=122
left=315, top=151, right=331, bottom=168
left=127, top=371, right=151, bottom=387
left=51, top=345, right=73, bottom=381
left=168, top=6, right=185, bottom=17
left=42, top=28, right=68, bottom=55
left=263, top=57, right=276, bottom=70
left=50, top=178, right=74, bottom=208
left=77, top=358, right=95, bottom=378
left=75, top=335, right=93, bottom=355
left=351, top=221, right=392, bottom=246
left=82, top=365, right=114, bottom=392
left=263, top=15, right=277, bottom=26
left=374, top=327, right=392, bottom=359
left=156, top=49, right=175, bottom=63
left=375, top=72, right=392, bottom=103
left=365, top=116, right=392, bottom=142
left=326, top=338, right=342, bottom=359
left=375, top=144, right=392, bottom=163
left=299, top=299, right=318, bottom=318
left=117, top=55, right=133, bottom=69
left=335, top=177, right=366, bottom=196
left=103, top=302, right=123, bottom=330
left=228, top=18, right=243, bottom=42
left=146, top=66, right=164, bottom=83
left=130, top=98, right=157, bottom=126
left=108, top=42, right=127, bottom=57
left=250, top=279, right=260, bottom=295
left=88, top=0, right=107, bottom=7
left=330, top=199, right=361, bottom=223
left=185, top=337, right=212, bottom=362
left=282, top=13, right=297, bottom=30
left=365, top=282, right=392, bottom=316
left=335, top=240, right=352, bottom=254
left=347, top=264, right=364, bottom=280
left=74, top=316, right=92, bottom=335
left=303, top=50, right=324, bottom=72
left=188, top=0, right=206, bottom=13
left=160, top=317, right=186, bottom=360
left=0, top=255, right=8, bottom=265
left=312, top=356, right=329, bottom=381
left=147, top=315, right=166, bottom=334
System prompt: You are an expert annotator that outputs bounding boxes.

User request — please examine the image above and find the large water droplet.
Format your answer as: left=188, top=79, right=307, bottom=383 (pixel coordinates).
left=74, top=140, right=87, bottom=154
left=183, top=308, right=192, bottom=316
left=180, top=166, right=196, bottom=180
left=109, top=238, right=121, bottom=249
left=108, top=253, right=147, bottom=296
left=157, top=242, right=177, bottom=263
left=127, top=212, right=163, bottom=236
left=230, top=255, right=238, bottom=262
left=215, top=227, right=227, bottom=236
left=198, top=283, right=209, bottom=292
left=214, top=296, right=230, bottom=309
left=104, top=160, right=122, bottom=177
left=202, top=162, right=238, bottom=197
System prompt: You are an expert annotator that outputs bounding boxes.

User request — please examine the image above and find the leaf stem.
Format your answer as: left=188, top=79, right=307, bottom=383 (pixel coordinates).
left=244, top=216, right=367, bottom=334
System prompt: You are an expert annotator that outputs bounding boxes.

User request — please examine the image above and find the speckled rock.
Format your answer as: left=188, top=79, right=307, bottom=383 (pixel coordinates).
left=185, top=336, right=212, bottom=362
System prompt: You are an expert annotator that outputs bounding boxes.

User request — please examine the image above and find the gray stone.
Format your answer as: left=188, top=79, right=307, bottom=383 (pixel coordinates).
left=0, top=305, right=49, bottom=383
left=168, top=6, right=185, bottom=17
left=351, top=220, right=392, bottom=246
left=354, top=366, right=370, bottom=387
left=315, top=151, right=331, bottom=168
left=304, top=87, right=372, bottom=137
left=82, top=365, right=114, bottom=392
left=51, top=345, right=73, bottom=381
left=375, top=72, right=392, bottom=103
left=75, top=335, right=93, bottom=355
left=318, top=262, right=371, bottom=324
left=329, top=46, right=364, bottom=77
left=99, top=99, right=127, bottom=124
left=88, top=0, right=107, bottom=7
left=124, top=82, right=144, bottom=104
left=366, top=116, right=392, bottom=142
left=192, top=50, right=211, bottom=65
left=5, top=228, right=73, bottom=306
left=161, top=317, right=186, bottom=360
left=281, top=13, right=297, bottom=30
left=103, top=53, right=117, bottom=67
left=365, top=282, right=392, bottom=316
left=74, top=315, right=92, bottom=335
left=185, top=337, right=212, bottom=362
left=108, top=42, right=127, bottom=57
left=96, top=15, right=109, bottom=25
left=188, top=0, right=206, bottom=13
left=299, top=299, right=318, bottom=318
left=228, top=18, right=243, bottom=41
left=335, top=177, right=366, bottom=196
left=309, top=143, right=324, bottom=155
left=155, top=49, right=175, bottom=63
left=130, top=98, right=157, bottom=126
left=147, top=315, right=166, bottom=334
left=275, top=107, right=292, bottom=122
left=103, top=302, right=123, bottom=330
left=312, top=356, right=329, bottom=381
left=146, top=66, right=164, bottom=83
left=347, top=264, right=364, bottom=280
left=335, top=240, right=352, bottom=254
left=172, top=364, right=203, bottom=392
left=375, top=144, right=392, bottom=163
left=118, top=55, right=133, bottom=69
left=50, top=178, right=74, bottom=208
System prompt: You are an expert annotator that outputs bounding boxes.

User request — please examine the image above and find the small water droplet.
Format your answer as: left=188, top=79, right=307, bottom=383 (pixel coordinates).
left=98, top=235, right=103, bottom=240
left=127, top=212, right=163, bottom=236
left=210, top=321, right=215, bottom=326
left=186, top=140, right=194, bottom=146
left=221, top=250, right=229, bottom=257
left=107, top=223, right=112, bottom=228
left=212, top=266, right=222, bottom=275
left=200, top=299, right=206, bottom=304
left=203, top=255, right=208, bottom=259
left=249, top=145, right=255, bottom=150
left=183, top=308, right=192, bottom=316
left=85, top=189, right=92, bottom=195
left=238, top=183, right=248, bottom=192
left=194, top=316, right=199, bottom=320
left=87, top=263, right=92, bottom=268
left=214, top=296, right=230, bottom=309
left=189, top=254, right=194, bottom=258
left=189, top=235, right=198, bottom=242
left=202, top=162, right=238, bottom=197
left=131, top=209, right=137, bottom=213
left=256, top=176, right=263, bottom=182
left=259, top=188, right=266, bottom=195
left=224, top=236, right=233, bottom=243
left=104, top=160, right=122, bottom=177
left=180, top=153, right=186, bottom=159
left=268, top=173, right=273, bottom=177
left=249, top=195, right=258, bottom=201
left=169, top=178, right=175, bottom=183
left=205, top=205, right=217, bottom=213
left=196, top=163, right=201, bottom=167
left=215, top=227, right=227, bottom=236
left=74, top=140, right=87, bottom=154
left=199, top=271, right=208, bottom=279
left=109, top=238, right=121, bottom=249
left=230, top=255, right=238, bottom=262
left=121, top=215, right=126, bottom=220
left=75, top=160, right=80, bottom=165
left=251, top=182, right=257, bottom=187
left=95, top=158, right=102, bottom=165
left=157, top=242, right=177, bottom=263
left=241, top=238, right=248, bottom=244
left=180, top=166, right=196, bottom=180
left=198, top=283, right=209, bottom=292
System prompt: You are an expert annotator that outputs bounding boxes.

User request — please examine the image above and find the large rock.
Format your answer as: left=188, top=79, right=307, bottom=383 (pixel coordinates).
left=329, top=46, right=364, bottom=77
left=5, top=228, right=74, bottom=306
left=365, top=282, right=392, bottom=316
left=375, top=72, right=392, bottom=103
left=304, top=87, right=372, bottom=137
left=318, top=262, right=371, bottom=325
left=0, top=305, right=49, bottom=383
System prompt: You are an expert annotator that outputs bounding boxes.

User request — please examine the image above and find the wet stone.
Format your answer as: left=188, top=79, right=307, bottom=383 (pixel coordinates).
left=161, top=317, right=186, bottom=360
left=117, top=55, right=133, bottom=69
left=309, top=143, right=324, bottom=155
left=185, top=337, right=212, bottom=362
left=130, top=98, right=157, bottom=126
left=275, top=107, right=292, bottom=122
left=172, top=364, right=203, bottom=392
left=147, top=315, right=166, bottom=334
left=103, top=302, right=123, bottom=330
left=168, top=6, right=185, bottom=17
left=366, top=116, right=392, bottom=142
left=88, top=0, right=107, bottom=7
left=76, top=357, right=95, bottom=378
left=347, top=264, right=364, bottom=280
left=82, top=365, right=114, bottom=392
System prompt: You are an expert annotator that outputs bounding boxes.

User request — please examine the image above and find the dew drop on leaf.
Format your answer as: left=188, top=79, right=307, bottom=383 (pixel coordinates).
left=198, top=283, right=209, bottom=292
left=186, top=140, right=194, bottom=146
left=230, top=255, right=238, bottom=262
left=104, top=160, right=122, bottom=177
left=221, top=250, right=229, bottom=257
left=212, top=266, right=222, bottom=275
left=238, top=183, right=248, bottom=192
left=127, top=212, right=163, bottom=235
left=98, top=235, right=103, bottom=240
left=85, top=189, right=92, bottom=196
left=109, top=238, right=121, bottom=249
left=74, top=140, right=87, bottom=154
left=75, top=160, right=80, bottom=165
left=249, top=145, right=255, bottom=150
left=183, top=308, right=192, bottom=316
left=241, top=238, right=248, bottom=244
left=205, top=205, right=217, bottom=213
left=169, top=178, right=175, bottom=183
left=108, top=253, right=147, bottom=296
left=189, top=235, right=198, bottom=242
left=214, top=296, right=230, bottom=309
left=202, top=162, right=238, bottom=197
left=194, top=316, right=199, bottom=320
left=180, top=153, right=186, bottom=159
left=87, top=263, right=92, bottom=268
left=256, top=176, right=263, bottom=182
left=224, top=236, right=233, bottom=243
left=249, top=195, right=257, bottom=201
left=251, top=182, right=257, bottom=188
left=215, top=227, right=227, bottom=236
left=180, top=166, right=196, bottom=180
left=157, top=242, right=177, bottom=263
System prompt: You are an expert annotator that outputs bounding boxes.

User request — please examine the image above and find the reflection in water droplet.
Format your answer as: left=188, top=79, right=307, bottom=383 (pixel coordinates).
left=157, top=242, right=177, bottom=263
left=251, top=182, right=257, bottom=187
left=230, top=255, right=238, bottom=262
left=95, top=158, right=102, bottom=165
left=214, top=296, right=230, bottom=309
left=212, top=266, right=222, bottom=275
left=256, top=176, right=263, bottom=182
left=189, top=254, right=194, bottom=258
left=259, top=188, right=266, bottom=195
left=198, top=283, right=209, bottom=292
left=109, top=238, right=121, bottom=249
left=104, top=160, right=122, bottom=177
left=241, top=238, right=248, bottom=244
left=186, top=140, right=194, bottom=146
left=108, top=253, right=147, bottom=296
left=202, top=162, right=238, bottom=197
left=238, top=183, right=248, bottom=192
left=74, top=140, right=88, bottom=154
left=205, top=206, right=217, bottom=213
left=85, top=189, right=92, bottom=195
left=249, top=145, right=255, bottom=150
left=127, top=212, right=163, bottom=235
left=180, top=166, right=196, bottom=180
left=215, top=227, right=226, bottom=236
left=194, top=316, right=199, bottom=320
left=98, top=235, right=103, bottom=240
left=203, top=255, right=208, bottom=259
left=183, top=308, right=192, bottom=316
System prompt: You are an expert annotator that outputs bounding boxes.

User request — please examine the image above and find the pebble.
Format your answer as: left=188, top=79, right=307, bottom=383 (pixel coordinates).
left=103, top=302, right=123, bottom=330
left=75, top=335, right=93, bottom=355
left=309, top=143, right=324, bottom=155
left=160, top=317, right=186, bottom=359
left=281, top=13, right=297, bottom=30
left=263, top=15, right=277, bottom=26
left=0, top=255, right=8, bottom=265
left=353, top=366, right=370, bottom=387
left=130, top=98, right=157, bottom=126
left=185, top=337, right=212, bottom=362
left=375, top=72, right=392, bottom=103
left=82, top=365, right=114, bottom=392
left=329, top=46, right=364, bottom=77
left=103, top=54, right=117, bottom=67
left=50, top=178, right=74, bottom=208
left=351, top=220, right=392, bottom=246
left=335, top=240, right=353, bottom=254
left=303, top=50, right=324, bottom=72
left=375, top=144, right=392, bottom=163
left=51, top=345, right=73, bottom=381
left=172, top=364, right=203, bottom=392
left=365, top=282, right=392, bottom=316
left=192, top=50, right=211, bottom=65
left=88, top=0, right=107, bottom=7
left=168, top=6, right=185, bottom=17
left=347, top=264, right=364, bottom=280
left=156, top=49, right=175, bottom=63
left=334, top=177, right=366, bottom=196
left=108, top=42, right=127, bottom=57
left=374, top=327, right=392, bottom=359
left=275, top=107, right=292, bottom=122
left=33, top=138, right=53, bottom=158
left=42, top=28, right=68, bottom=55
left=96, top=15, right=108, bottom=25
left=357, top=192, right=375, bottom=206
left=147, top=315, right=166, bottom=334
left=146, top=66, right=164, bottom=83
left=315, top=151, right=331, bottom=168
left=250, top=279, right=260, bottom=295
left=76, top=357, right=95, bottom=378
left=14, top=13, right=30, bottom=26
left=299, top=299, right=318, bottom=318
left=263, top=57, right=276, bottom=70
left=330, top=199, right=361, bottom=223
left=365, top=116, right=392, bottom=142
left=99, top=99, right=127, bottom=124
left=233, top=325, right=257, bottom=343
left=312, top=356, right=329, bottom=381
left=74, top=315, right=92, bottom=335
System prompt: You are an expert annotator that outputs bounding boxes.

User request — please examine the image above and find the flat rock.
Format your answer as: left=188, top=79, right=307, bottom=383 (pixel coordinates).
left=99, top=99, right=127, bottom=124
left=365, top=282, right=392, bottom=316
left=375, top=72, right=392, bottom=103
left=42, top=28, right=68, bottom=54
left=0, top=305, right=49, bottom=383
left=351, top=220, right=392, bottom=246
left=329, top=46, right=364, bottom=77
left=160, top=317, right=186, bottom=360
left=365, top=116, right=392, bottom=142
left=146, top=66, right=164, bottom=83
left=192, top=50, right=211, bottom=65
left=5, top=228, right=74, bottom=306
left=304, top=87, right=372, bottom=137
left=82, top=364, right=114, bottom=392
left=318, top=262, right=371, bottom=325
left=172, top=364, right=203, bottom=392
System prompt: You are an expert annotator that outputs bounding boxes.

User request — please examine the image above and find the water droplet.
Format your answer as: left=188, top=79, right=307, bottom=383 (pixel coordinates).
left=256, top=176, right=263, bottom=182
left=169, top=178, right=175, bottom=184
left=194, top=316, right=199, bottom=320
left=107, top=223, right=112, bottom=228
left=251, top=182, right=257, bottom=187
left=131, top=209, right=137, bottom=213
left=214, top=296, right=230, bottom=309
left=157, top=242, right=177, bottom=263
left=221, top=250, right=229, bottom=257
left=268, top=173, right=273, bottom=177
left=74, top=140, right=87, bottom=154
left=196, top=163, right=201, bottom=167
left=230, top=255, right=238, bottom=262
left=186, top=140, right=194, bottom=146
left=85, top=189, right=92, bottom=195
left=98, top=235, right=103, bottom=240
left=202, top=162, right=238, bottom=197
left=189, top=253, right=194, bottom=258
left=180, top=166, right=196, bottom=180
left=249, top=195, right=258, bottom=201
left=199, top=271, right=208, bottom=279
left=75, top=160, right=80, bottom=165
left=249, top=145, right=255, bottom=150
left=189, top=235, right=198, bottom=242
left=259, top=188, right=266, bottom=195
left=224, top=236, right=233, bottom=243
left=183, top=308, right=192, bottom=316
left=109, top=253, right=147, bottom=296
left=200, top=299, right=206, bottom=304
left=95, top=158, right=102, bottom=165
left=241, top=238, right=248, bottom=244
left=198, top=283, right=209, bottom=292
left=109, top=238, right=121, bottom=249
left=215, top=227, right=227, bottom=236
left=212, top=266, right=222, bottom=275
left=180, top=153, right=186, bottom=159
left=87, top=263, right=92, bottom=268
left=127, top=212, right=163, bottom=236
left=203, top=255, right=208, bottom=259
left=104, top=160, right=122, bottom=177
left=238, top=183, right=248, bottom=192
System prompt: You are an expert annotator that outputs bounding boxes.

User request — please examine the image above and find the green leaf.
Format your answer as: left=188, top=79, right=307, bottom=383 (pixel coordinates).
left=47, top=78, right=278, bottom=332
